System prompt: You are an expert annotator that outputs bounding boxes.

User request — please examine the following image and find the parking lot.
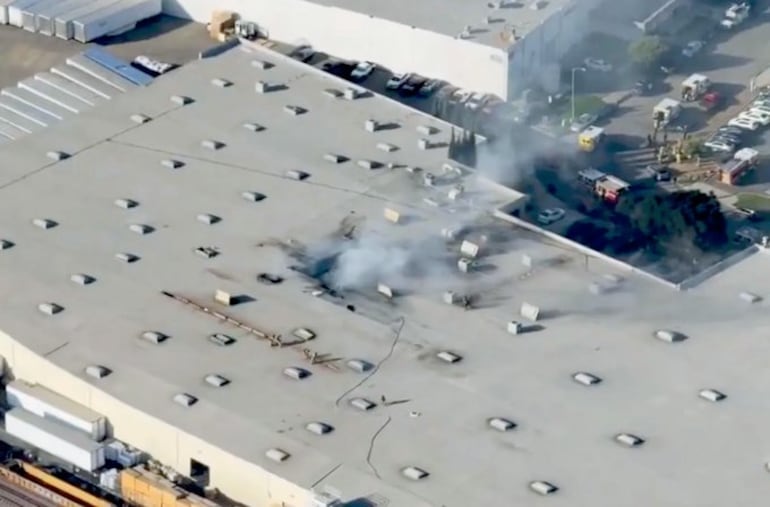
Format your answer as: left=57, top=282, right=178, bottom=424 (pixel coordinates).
left=0, top=15, right=214, bottom=89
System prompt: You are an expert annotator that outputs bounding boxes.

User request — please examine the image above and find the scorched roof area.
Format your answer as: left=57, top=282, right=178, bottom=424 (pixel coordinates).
left=0, top=42, right=770, bottom=506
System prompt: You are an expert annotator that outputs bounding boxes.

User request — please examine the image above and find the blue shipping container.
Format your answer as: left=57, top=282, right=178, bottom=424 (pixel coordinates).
left=83, top=47, right=153, bottom=86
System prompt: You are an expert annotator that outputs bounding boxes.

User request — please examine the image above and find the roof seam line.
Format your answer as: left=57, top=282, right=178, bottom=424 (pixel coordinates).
left=366, top=416, right=391, bottom=479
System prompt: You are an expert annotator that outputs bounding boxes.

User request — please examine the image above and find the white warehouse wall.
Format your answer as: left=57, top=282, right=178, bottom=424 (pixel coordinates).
left=163, top=0, right=510, bottom=98
left=0, top=331, right=311, bottom=507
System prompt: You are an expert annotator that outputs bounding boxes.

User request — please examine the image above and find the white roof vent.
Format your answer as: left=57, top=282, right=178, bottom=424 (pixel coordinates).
left=32, top=218, right=57, bottom=230
left=284, top=366, right=311, bottom=380
left=286, top=169, right=310, bottom=181
left=530, top=481, right=558, bottom=496
left=305, top=421, right=333, bottom=435
left=654, top=329, right=687, bottom=343
left=70, top=273, right=95, bottom=285
left=204, top=374, right=230, bottom=387
left=530, top=0, right=547, bottom=9
left=265, top=448, right=290, bottom=463
left=383, top=208, right=401, bottom=224
left=0, top=239, right=15, bottom=250
left=349, top=397, right=377, bottom=411
left=243, top=122, right=265, bottom=132
left=416, top=125, right=439, bottom=136
left=129, top=223, right=154, bottom=235
left=170, top=95, right=193, bottom=105
left=211, top=77, right=232, bottom=87
left=197, top=213, right=221, bottom=225
left=173, top=393, right=198, bottom=407
left=573, top=372, right=602, bottom=386
left=208, top=333, right=236, bottom=346
left=739, top=291, right=762, bottom=303
left=130, top=113, right=151, bottom=124
left=292, top=328, right=316, bottom=341
left=115, top=252, right=140, bottom=263
left=488, top=417, right=516, bottom=432
left=284, top=105, right=307, bottom=116
left=347, top=359, right=373, bottom=373
left=200, top=139, right=225, bottom=150
left=615, top=433, right=645, bottom=447
left=357, top=159, right=381, bottom=170
left=251, top=59, right=273, bottom=70
left=376, top=142, right=398, bottom=153
left=699, top=389, right=726, bottom=402
left=401, top=466, right=429, bottom=481
left=38, top=302, right=63, bottom=316
left=141, top=330, right=169, bottom=344
left=322, top=88, right=343, bottom=99
left=85, top=365, right=111, bottom=379
left=195, top=246, right=219, bottom=258
left=437, top=351, right=462, bottom=364
left=323, top=153, right=347, bottom=164
left=46, top=150, right=69, bottom=161
left=161, top=159, right=185, bottom=169
left=242, top=191, right=266, bottom=202
left=114, top=198, right=138, bottom=209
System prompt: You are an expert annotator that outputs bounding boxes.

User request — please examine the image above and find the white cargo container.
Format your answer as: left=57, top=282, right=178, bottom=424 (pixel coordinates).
left=6, top=380, right=107, bottom=441
left=36, top=0, right=89, bottom=35
left=20, top=0, right=57, bottom=31
left=54, top=0, right=121, bottom=39
left=73, top=0, right=161, bottom=43
left=7, top=0, right=45, bottom=27
left=0, top=0, right=20, bottom=24
left=5, top=408, right=106, bottom=472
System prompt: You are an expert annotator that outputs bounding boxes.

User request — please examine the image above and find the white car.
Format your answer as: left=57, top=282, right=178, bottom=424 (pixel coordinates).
left=728, top=117, right=761, bottom=130
left=350, top=61, right=375, bottom=81
left=682, top=40, right=704, bottom=58
left=704, top=139, right=735, bottom=152
left=584, top=57, right=612, bottom=72
left=386, top=72, right=411, bottom=90
left=752, top=99, right=770, bottom=109
left=739, top=110, right=770, bottom=126
left=133, top=55, right=174, bottom=75
left=537, top=208, right=565, bottom=225
left=750, top=105, right=770, bottom=116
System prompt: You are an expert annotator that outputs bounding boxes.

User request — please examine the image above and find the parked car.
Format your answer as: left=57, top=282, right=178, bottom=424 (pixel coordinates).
left=321, top=59, right=355, bottom=77
left=349, top=61, right=375, bottom=81
left=386, top=72, right=411, bottom=90
left=290, top=45, right=315, bottom=62
left=634, top=79, right=654, bottom=95
left=740, top=110, right=770, bottom=125
left=681, top=40, right=704, bottom=58
left=450, top=88, right=473, bottom=104
left=418, top=79, right=444, bottom=97
left=712, top=132, right=741, bottom=145
left=400, top=75, right=427, bottom=96
left=704, top=138, right=736, bottom=152
left=736, top=207, right=760, bottom=221
left=584, top=57, right=612, bottom=72
left=717, top=125, right=744, bottom=137
left=646, top=164, right=673, bottom=182
left=728, top=117, right=761, bottom=130
left=570, top=112, right=598, bottom=132
left=537, top=208, right=566, bottom=225
left=750, top=105, right=770, bottom=116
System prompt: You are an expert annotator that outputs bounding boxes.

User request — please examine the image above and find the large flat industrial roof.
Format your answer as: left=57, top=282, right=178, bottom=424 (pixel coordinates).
left=1, top=42, right=770, bottom=506
left=307, top=0, right=575, bottom=48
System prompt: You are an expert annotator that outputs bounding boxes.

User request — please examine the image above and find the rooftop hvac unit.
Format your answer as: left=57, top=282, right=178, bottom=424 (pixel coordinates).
left=520, top=302, right=540, bottom=322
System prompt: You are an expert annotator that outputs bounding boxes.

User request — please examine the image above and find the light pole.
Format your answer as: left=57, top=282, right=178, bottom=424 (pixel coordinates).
left=570, top=66, right=586, bottom=123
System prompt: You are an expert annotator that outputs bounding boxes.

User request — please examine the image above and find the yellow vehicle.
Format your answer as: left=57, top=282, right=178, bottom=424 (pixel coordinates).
left=578, top=126, right=605, bottom=152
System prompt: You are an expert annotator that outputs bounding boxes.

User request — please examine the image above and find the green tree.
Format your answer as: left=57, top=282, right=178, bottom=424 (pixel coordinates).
left=616, top=190, right=727, bottom=252
left=628, top=36, right=669, bottom=69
